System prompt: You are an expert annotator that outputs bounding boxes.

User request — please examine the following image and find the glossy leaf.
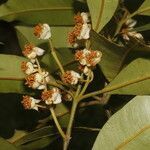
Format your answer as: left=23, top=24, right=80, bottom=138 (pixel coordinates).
left=0, top=0, right=74, bottom=25
left=14, top=126, right=56, bottom=146
left=137, top=0, right=150, bottom=16
left=7, top=130, right=27, bottom=144
left=104, top=58, right=150, bottom=95
left=18, top=136, right=57, bottom=150
left=0, top=54, right=27, bottom=93
left=135, top=23, right=150, bottom=32
left=91, top=31, right=125, bottom=81
left=0, top=138, right=18, bottom=150
left=93, top=96, right=150, bottom=150
left=87, top=0, right=119, bottom=32
left=91, top=31, right=150, bottom=81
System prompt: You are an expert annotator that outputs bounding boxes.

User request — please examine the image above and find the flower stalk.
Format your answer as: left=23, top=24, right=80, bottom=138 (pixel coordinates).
left=50, top=107, right=66, bottom=139
left=49, top=39, right=65, bottom=74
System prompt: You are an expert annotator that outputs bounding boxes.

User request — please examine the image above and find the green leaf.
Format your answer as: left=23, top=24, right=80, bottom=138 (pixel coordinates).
left=14, top=126, right=57, bottom=146
left=137, top=0, right=150, bottom=16
left=91, top=31, right=150, bottom=81
left=92, top=96, right=150, bottom=150
left=0, top=54, right=28, bottom=93
left=0, top=0, right=74, bottom=25
left=7, top=130, right=27, bottom=144
left=104, top=58, right=150, bottom=95
left=0, top=138, right=18, bottom=150
left=91, top=31, right=125, bottom=81
left=15, top=26, right=72, bottom=49
left=0, top=55, right=26, bottom=79
left=18, top=136, right=57, bottom=150
left=0, top=49, right=75, bottom=94
left=87, top=0, right=119, bottom=32
left=135, top=23, right=150, bottom=32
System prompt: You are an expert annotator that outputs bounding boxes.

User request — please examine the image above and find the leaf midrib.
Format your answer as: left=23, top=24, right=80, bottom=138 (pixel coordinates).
left=116, top=125, right=150, bottom=150
left=0, top=77, right=24, bottom=80
left=0, top=7, right=73, bottom=18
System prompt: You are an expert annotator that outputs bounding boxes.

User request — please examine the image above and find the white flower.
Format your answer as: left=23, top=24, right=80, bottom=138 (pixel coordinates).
left=121, top=19, right=143, bottom=41
left=21, top=61, right=37, bottom=75
left=62, top=70, right=81, bottom=85
left=22, top=95, right=41, bottom=111
left=77, top=23, right=91, bottom=40
left=75, top=49, right=102, bottom=67
left=22, top=44, right=45, bottom=60
left=25, top=71, right=50, bottom=90
left=41, top=88, right=62, bottom=105
left=34, top=23, right=51, bottom=40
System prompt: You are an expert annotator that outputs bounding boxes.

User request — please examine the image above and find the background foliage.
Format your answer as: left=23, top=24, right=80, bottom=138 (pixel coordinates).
left=0, top=0, right=149, bottom=149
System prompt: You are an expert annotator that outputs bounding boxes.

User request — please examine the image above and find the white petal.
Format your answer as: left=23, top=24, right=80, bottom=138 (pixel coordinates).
left=70, top=71, right=80, bottom=84
left=83, top=48, right=90, bottom=55
left=128, top=20, right=137, bottom=28
left=34, top=99, right=41, bottom=103
left=81, top=12, right=90, bottom=23
left=30, top=98, right=36, bottom=108
left=40, top=24, right=51, bottom=39
left=45, top=99, right=53, bottom=105
left=33, top=106, right=38, bottom=111
left=72, top=71, right=81, bottom=79
left=126, top=19, right=136, bottom=27
left=73, top=43, right=79, bottom=48
left=45, top=76, right=50, bottom=83
left=31, top=59, right=36, bottom=63
left=53, top=93, right=62, bottom=104
left=25, top=62, right=36, bottom=75
left=134, top=33, right=143, bottom=40
left=79, top=59, right=87, bottom=66
left=77, top=24, right=90, bottom=40
left=38, top=85, right=46, bottom=90
left=83, top=66, right=90, bottom=76
left=32, top=82, right=40, bottom=89
left=27, top=51, right=37, bottom=59
left=34, top=47, right=45, bottom=56
left=122, top=34, right=130, bottom=41
left=35, top=73, right=43, bottom=83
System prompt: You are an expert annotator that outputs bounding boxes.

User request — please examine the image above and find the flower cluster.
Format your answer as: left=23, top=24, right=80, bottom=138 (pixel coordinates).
left=75, top=48, right=102, bottom=75
left=25, top=71, right=50, bottom=90
left=21, top=23, right=62, bottom=111
left=21, top=43, right=50, bottom=90
left=121, top=18, right=143, bottom=41
left=68, top=12, right=91, bottom=47
left=67, top=12, right=102, bottom=76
